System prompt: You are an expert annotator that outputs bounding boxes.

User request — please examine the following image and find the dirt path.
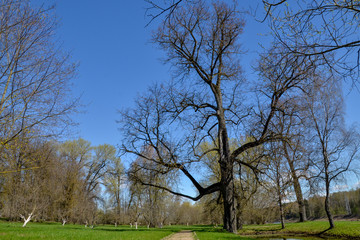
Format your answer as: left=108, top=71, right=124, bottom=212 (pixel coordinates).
left=163, top=230, right=196, bottom=240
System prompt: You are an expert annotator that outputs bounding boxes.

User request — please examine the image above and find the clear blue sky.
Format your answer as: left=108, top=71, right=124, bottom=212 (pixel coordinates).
left=43, top=0, right=359, bottom=147
left=50, top=1, right=169, bottom=146
left=40, top=0, right=266, bottom=147
left=32, top=0, right=360, bottom=197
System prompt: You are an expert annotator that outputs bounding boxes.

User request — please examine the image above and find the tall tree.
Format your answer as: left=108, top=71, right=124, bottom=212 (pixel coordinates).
left=273, top=102, right=309, bottom=222
left=0, top=0, right=77, bottom=155
left=306, top=76, right=360, bottom=229
left=120, top=0, right=318, bottom=232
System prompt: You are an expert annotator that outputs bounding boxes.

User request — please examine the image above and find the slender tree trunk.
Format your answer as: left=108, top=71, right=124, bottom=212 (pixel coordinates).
left=277, top=189, right=285, bottom=229
left=20, top=212, right=34, bottom=227
left=283, top=141, right=306, bottom=222
left=325, top=167, right=334, bottom=229
left=276, top=167, right=285, bottom=229
left=345, top=195, right=351, bottom=215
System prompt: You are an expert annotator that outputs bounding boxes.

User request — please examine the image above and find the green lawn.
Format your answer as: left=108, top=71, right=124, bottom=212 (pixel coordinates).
left=0, top=221, right=359, bottom=240
left=192, top=221, right=360, bottom=239
left=0, top=222, right=176, bottom=240
left=239, top=220, right=360, bottom=238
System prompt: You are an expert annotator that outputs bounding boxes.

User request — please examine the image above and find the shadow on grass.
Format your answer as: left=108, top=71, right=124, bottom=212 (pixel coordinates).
left=318, top=227, right=331, bottom=236
left=92, top=228, right=177, bottom=233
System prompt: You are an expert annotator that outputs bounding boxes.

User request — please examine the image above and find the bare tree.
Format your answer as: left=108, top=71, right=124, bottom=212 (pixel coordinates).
left=263, top=0, right=360, bottom=82
left=120, top=0, right=319, bottom=232
left=306, top=75, right=360, bottom=229
left=0, top=0, right=77, bottom=172
left=272, top=101, right=310, bottom=222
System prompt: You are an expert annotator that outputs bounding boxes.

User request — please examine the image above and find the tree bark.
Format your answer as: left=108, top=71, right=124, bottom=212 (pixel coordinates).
left=277, top=188, right=285, bottom=229
left=325, top=165, right=334, bottom=229
left=236, top=207, right=243, bottom=230
left=218, top=116, right=237, bottom=233
left=283, top=142, right=307, bottom=222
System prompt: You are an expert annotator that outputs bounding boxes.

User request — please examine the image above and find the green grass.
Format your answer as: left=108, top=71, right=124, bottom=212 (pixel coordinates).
left=0, top=221, right=359, bottom=239
left=192, top=221, right=360, bottom=239
left=0, top=221, right=176, bottom=240
left=238, top=220, right=360, bottom=238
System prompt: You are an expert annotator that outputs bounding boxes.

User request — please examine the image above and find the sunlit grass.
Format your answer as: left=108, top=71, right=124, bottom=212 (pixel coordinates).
left=239, top=220, right=360, bottom=238
left=0, top=221, right=176, bottom=240
left=0, top=221, right=359, bottom=239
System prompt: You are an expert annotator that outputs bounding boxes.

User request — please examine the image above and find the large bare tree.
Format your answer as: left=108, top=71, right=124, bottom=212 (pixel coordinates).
left=120, top=0, right=319, bottom=233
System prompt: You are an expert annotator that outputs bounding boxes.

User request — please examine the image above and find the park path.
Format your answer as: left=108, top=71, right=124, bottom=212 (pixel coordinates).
left=162, top=230, right=196, bottom=240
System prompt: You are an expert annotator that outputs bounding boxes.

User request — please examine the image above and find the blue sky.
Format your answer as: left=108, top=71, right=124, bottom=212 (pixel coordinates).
left=52, top=1, right=358, bottom=143
left=35, top=1, right=359, bottom=196
left=46, top=0, right=360, bottom=146
left=50, top=1, right=169, bottom=146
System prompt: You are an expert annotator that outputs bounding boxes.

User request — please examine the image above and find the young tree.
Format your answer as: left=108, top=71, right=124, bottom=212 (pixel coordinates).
left=265, top=142, right=292, bottom=229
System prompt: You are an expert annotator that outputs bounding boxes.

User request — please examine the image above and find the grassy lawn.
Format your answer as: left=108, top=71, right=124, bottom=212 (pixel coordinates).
left=0, top=221, right=359, bottom=239
left=192, top=221, right=360, bottom=239
left=239, top=220, right=360, bottom=238
left=0, top=221, right=177, bottom=240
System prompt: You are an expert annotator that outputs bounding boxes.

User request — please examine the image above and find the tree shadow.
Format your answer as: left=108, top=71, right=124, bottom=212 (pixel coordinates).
left=317, top=227, right=332, bottom=236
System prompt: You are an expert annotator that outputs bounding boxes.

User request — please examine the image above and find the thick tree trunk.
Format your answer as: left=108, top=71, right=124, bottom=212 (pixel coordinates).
left=219, top=123, right=237, bottom=233
left=236, top=207, right=243, bottom=230
left=221, top=176, right=236, bottom=233
left=291, top=169, right=307, bottom=222
left=283, top=142, right=306, bottom=222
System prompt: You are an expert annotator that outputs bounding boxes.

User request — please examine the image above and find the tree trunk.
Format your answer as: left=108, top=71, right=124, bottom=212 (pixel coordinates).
left=218, top=119, right=237, bottom=233
left=278, top=191, right=285, bottom=229
left=236, top=207, right=243, bottom=230
left=283, top=141, right=306, bottom=222
left=325, top=171, right=334, bottom=229
left=221, top=178, right=236, bottom=233
left=20, top=212, right=34, bottom=227
left=345, top=195, right=351, bottom=215
left=291, top=170, right=307, bottom=222
left=275, top=166, right=285, bottom=229
left=219, top=126, right=237, bottom=233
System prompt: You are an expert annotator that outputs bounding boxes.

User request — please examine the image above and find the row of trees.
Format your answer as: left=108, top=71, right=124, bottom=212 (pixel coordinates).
left=0, top=0, right=78, bottom=227
left=0, top=137, right=209, bottom=227
left=2, top=135, right=360, bottom=228
left=0, top=138, right=118, bottom=226
left=118, top=0, right=360, bottom=233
